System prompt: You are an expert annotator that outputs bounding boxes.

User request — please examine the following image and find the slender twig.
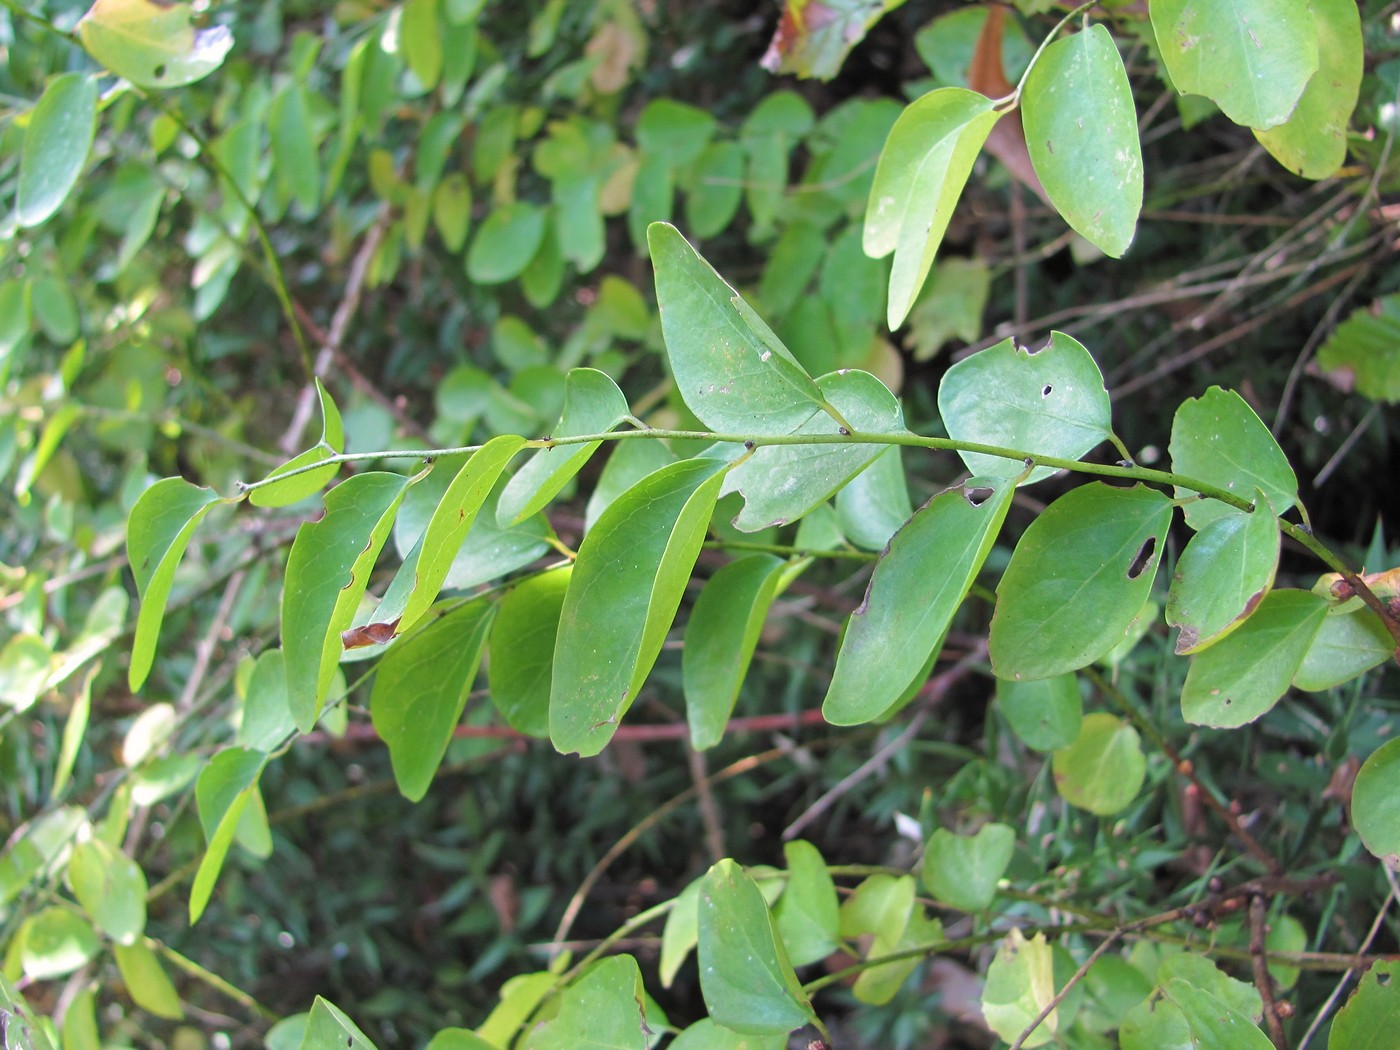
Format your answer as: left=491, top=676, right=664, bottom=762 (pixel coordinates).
left=1251, top=894, right=1290, bottom=1050
left=1010, top=930, right=1124, bottom=1050
left=688, top=745, right=727, bottom=863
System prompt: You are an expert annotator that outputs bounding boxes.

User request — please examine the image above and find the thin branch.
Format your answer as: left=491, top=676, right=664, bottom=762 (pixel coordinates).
left=1251, top=894, right=1290, bottom=1050
left=1010, top=930, right=1123, bottom=1050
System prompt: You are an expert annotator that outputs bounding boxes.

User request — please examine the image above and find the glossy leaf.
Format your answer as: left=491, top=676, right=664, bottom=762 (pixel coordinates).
left=1023, top=24, right=1142, bottom=257
left=772, top=840, right=840, bottom=967
left=1329, top=960, right=1400, bottom=1049
left=723, top=369, right=904, bottom=532
left=498, top=371, right=629, bottom=526
left=863, top=87, right=1000, bottom=328
left=467, top=203, right=546, bottom=284
left=372, top=601, right=493, bottom=801
left=1353, top=738, right=1400, bottom=864
left=250, top=380, right=344, bottom=508
left=650, top=222, right=829, bottom=435
left=78, top=0, right=234, bottom=88
left=1293, top=606, right=1394, bottom=691
left=126, top=478, right=224, bottom=691
left=301, top=997, right=377, bottom=1050
left=1051, top=713, right=1145, bottom=816
left=17, top=74, right=98, bottom=229
left=825, top=477, right=1012, bottom=724
left=1169, top=387, right=1297, bottom=530
left=1166, top=500, right=1280, bottom=654
left=684, top=555, right=786, bottom=749
left=990, top=484, right=1173, bottom=681
left=922, top=824, right=1014, bottom=913
left=522, top=956, right=649, bottom=1050
left=939, top=332, right=1113, bottom=485
left=1254, top=0, right=1362, bottom=178
left=1180, top=589, right=1328, bottom=728
left=551, top=458, right=728, bottom=756
left=282, top=472, right=408, bottom=730
left=21, top=908, right=99, bottom=980
left=112, top=940, right=182, bottom=1020
left=1151, top=0, right=1317, bottom=130
left=190, top=747, right=265, bottom=923
left=393, top=436, right=523, bottom=635
left=698, top=860, right=818, bottom=1035
left=489, top=567, right=571, bottom=737
left=997, top=674, right=1081, bottom=752
left=982, top=929, right=1057, bottom=1048
left=834, top=445, right=912, bottom=550
left=68, top=838, right=145, bottom=944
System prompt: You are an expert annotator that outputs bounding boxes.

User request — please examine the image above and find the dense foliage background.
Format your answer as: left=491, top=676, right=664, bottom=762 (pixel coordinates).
left=3, top=0, right=1400, bottom=1048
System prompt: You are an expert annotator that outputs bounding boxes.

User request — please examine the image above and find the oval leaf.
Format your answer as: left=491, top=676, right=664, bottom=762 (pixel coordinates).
left=698, top=859, right=817, bottom=1035
left=1166, top=499, right=1280, bottom=654
left=922, top=823, right=1015, bottom=914
left=990, top=483, right=1173, bottom=681
left=1051, top=712, right=1145, bottom=816
left=112, top=940, right=182, bottom=1020
left=371, top=601, right=494, bottom=802
left=78, top=0, right=234, bottom=88
left=551, top=457, right=729, bottom=756
left=1254, top=0, right=1363, bottom=178
left=1169, top=387, right=1297, bottom=530
left=68, top=838, right=146, bottom=945
left=773, top=840, right=840, bottom=968
left=522, top=956, right=649, bottom=1050
left=18, top=73, right=98, bottom=229
left=489, top=567, right=571, bottom=738
left=1180, top=588, right=1328, bottom=728
left=1352, top=738, right=1400, bottom=865
left=982, top=929, right=1057, bottom=1048
left=998, top=674, right=1082, bottom=752
left=1293, top=606, right=1394, bottom=692
left=190, top=747, right=266, bottom=923
left=1150, top=0, right=1318, bottom=130
left=939, top=332, right=1113, bottom=485
left=1329, top=960, right=1400, bottom=1048
left=1023, top=24, right=1142, bottom=257
left=466, top=202, right=545, bottom=284
left=825, top=477, right=1012, bottom=725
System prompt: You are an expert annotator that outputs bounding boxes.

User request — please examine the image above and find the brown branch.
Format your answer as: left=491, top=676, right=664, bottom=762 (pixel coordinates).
left=1251, top=894, right=1290, bottom=1050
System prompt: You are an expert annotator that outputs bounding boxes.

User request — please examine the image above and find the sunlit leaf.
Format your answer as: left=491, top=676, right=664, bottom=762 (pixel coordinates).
left=1022, top=24, right=1142, bottom=257
left=21, top=908, right=99, bottom=981
left=825, top=477, right=1011, bottom=725
left=17, top=73, right=98, bottom=229
left=68, top=838, right=145, bottom=945
left=300, top=996, right=378, bottom=1050
left=522, top=956, right=650, bottom=1049
left=939, top=332, right=1113, bottom=485
left=112, top=940, right=182, bottom=1020
left=78, top=0, right=234, bottom=88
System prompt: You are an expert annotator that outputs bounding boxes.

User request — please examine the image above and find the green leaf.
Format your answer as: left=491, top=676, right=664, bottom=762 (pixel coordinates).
left=126, top=478, right=225, bottom=691
left=1123, top=978, right=1273, bottom=1050
left=425, top=1030, right=497, bottom=1050
left=467, top=203, right=546, bottom=284
left=270, top=84, right=321, bottom=214
left=636, top=99, right=716, bottom=168
left=698, top=859, right=818, bottom=1035
left=1022, top=24, right=1142, bottom=257
left=63, top=986, right=99, bottom=1050
left=371, top=601, right=493, bottom=802
left=772, top=840, right=840, bottom=968
left=17, top=73, right=98, bottom=229
left=650, top=222, right=830, bottom=435
left=990, top=484, right=1173, bottom=680
left=551, top=457, right=729, bottom=756
left=489, top=567, right=571, bottom=737
left=852, top=906, right=941, bottom=1006
left=476, top=971, right=556, bottom=1048
left=498, top=371, right=629, bottom=526
left=1353, top=738, right=1400, bottom=865
left=825, top=477, right=1012, bottom=725
left=760, top=0, right=908, bottom=81
left=433, top=173, right=473, bottom=252
left=1329, top=960, right=1400, bottom=1049
left=238, top=649, right=296, bottom=752
left=1294, top=606, right=1394, bottom=691
left=401, top=0, right=443, bottom=89
left=251, top=380, right=344, bottom=508
left=683, top=555, right=786, bottom=750
left=1254, top=0, right=1362, bottom=178
left=1169, top=387, right=1298, bottom=530
left=300, top=997, right=378, bottom=1050
left=723, top=369, right=904, bottom=532
left=1051, top=713, right=1145, bottom=816
left=1150, top=0, right=1317, bottom=130
left=839, top=873, right=913, bottom=940
left=282, top=472, right=409, bottom=730
left=190, top=747, right=266, bottom=923
left=660, top=878, right=703, bottom=988
left=522, top=956, right=649, bottom=1050
left=998, top=674, right=1082, bottom=752
left=834, top=445, right=912, bottom=551
left=1166, top=500, right=1280, bottom=654
left=0, top=634, right=53, bottom=713
left=670, top=1019, right=786, bottom=1050
left=982, top=929, right=1057, bottom=1048
left=391, top=435, right=523, bottom=635
left=68, top=838, right=146, bottom=944
left=1180, top=589, right=1328, bottom=728
left=685, top=142, right=745, bottom=239
left=78, top=0, right=234, bottom=88
left=905, top=257, right=990, bottom=362
left=922, top=824, right=1015, bottom=913
left=112, top=940, right=182, bottom=1020
left=938, top=332, right=1114, bottom=484
left=21, top=908, right=99, bottom=980
left=863, top=87, right=1000, bottom=328
left=1316, top=296, right=1400, bottom=403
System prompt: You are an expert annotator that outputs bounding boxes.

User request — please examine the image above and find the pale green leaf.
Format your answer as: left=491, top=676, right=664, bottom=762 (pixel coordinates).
left=773, top=840, right=840, bottom=968
left=21, top=908, right=99, bottom=981
left=1353, top=738, right=1400, bottom=865
left=922, top=824, right=1014, bottom=913
left=68, top=838, right=146, bottom=944
left=489, top=567, right=571, bottom=738
left=270, top=85, right=321, bottom=214
left=190, top=747, right=265, bottom=923
left=1294, top=606, right=1394, bottom=692
left=467, top=203, right=546, bottom=284
left=401, top=0, right=443, bottom=89
left=1166, top=500, right=1279, bottom=654
left=670, top=1019, right=785, bottom=1050
left=1316, top=296, right=1400, bottom=403
left=982, top=929, right=1057, bottom=1048
left=1329, top=960, right=1400, bottom=1049
left=300, top=996, right=378, bottom=1050
left=250, top=380, right=344, bottom=508
left=834, top=445, right=912, bottom=550
left=523, top=956, right=649, bottom=1049
left=17, top=73, right=98, bottom=229
left=78, top=0, right=234, bottom=88
left=1051, top=713, right=1145, bottom=816
left=112, top=940, right=182, bottom=1020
